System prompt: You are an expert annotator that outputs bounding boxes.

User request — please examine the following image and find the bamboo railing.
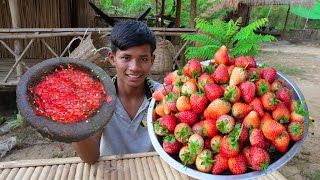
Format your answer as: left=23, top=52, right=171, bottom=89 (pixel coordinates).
left=0, top=28, right=196, bottom=87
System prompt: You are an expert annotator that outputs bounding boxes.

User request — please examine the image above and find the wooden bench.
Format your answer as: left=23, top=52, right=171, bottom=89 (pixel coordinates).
left=0, top=151, right=287, bottom=180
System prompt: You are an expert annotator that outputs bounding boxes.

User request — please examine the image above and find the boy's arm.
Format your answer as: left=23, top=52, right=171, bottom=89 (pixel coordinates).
left=72, top=131, right=102, bottom=164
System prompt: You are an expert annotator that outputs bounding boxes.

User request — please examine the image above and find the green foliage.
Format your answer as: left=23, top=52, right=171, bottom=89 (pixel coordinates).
left=181, top=17, right=276, bottom=60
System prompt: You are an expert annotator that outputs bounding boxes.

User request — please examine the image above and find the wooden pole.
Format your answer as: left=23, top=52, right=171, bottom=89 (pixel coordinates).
left=190, top=0, right=197, bottom=29
left=8, top=0, right=24, bottom=79
left=283, top=5, right=291, bottom=33
left=155, top=0, right=159, bottom=27
left=160, top=0, right=165, bottom=27
left=173, top=0, right=181, bottom=45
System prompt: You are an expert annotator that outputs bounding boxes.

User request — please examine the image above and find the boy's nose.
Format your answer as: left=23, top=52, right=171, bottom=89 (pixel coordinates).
left=129, top=59, right=141, bottom=71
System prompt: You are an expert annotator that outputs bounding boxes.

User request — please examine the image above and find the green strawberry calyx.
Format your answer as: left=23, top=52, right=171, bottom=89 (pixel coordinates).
left=176, top=127, right=192, bottom=142
left=289, top=123, right=303, bottom=136
left=200, top=151, right=216, bottom=168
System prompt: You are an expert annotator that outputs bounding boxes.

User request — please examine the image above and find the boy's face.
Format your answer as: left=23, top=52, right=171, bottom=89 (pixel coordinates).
left=108, top=44, right=154, bottom=88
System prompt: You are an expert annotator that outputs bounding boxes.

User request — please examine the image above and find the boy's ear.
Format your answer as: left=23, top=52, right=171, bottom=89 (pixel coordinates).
left=108, top=51, right=116, bottom=65
left=151, top=54, right=155, bottom=66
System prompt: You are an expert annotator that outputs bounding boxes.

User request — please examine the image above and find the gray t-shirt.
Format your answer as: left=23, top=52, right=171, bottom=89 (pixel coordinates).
left=100, top=78, right=161, bottom=156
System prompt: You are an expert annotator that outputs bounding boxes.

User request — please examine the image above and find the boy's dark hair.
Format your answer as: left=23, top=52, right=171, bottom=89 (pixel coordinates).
left=110, top=20, right=156, bottom=54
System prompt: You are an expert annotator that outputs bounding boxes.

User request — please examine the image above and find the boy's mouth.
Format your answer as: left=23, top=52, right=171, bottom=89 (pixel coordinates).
left=127, top=74, right=142, bottom=80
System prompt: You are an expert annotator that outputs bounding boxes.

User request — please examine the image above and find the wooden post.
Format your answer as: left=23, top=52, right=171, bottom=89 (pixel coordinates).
left=155, top=0, right=159, bottom=27
left=283, top=5, right=291, bottom=33
left=172, top=0, right=181, bottom=45
left=160, top=0, right=165, bottom=27
left=8, top=0, right=24, bottom=79
left=190, top=0, right=197, bottom=29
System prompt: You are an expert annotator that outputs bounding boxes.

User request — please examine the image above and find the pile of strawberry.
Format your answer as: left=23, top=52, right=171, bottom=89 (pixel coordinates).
left=151, top=45, right=308, bottom=175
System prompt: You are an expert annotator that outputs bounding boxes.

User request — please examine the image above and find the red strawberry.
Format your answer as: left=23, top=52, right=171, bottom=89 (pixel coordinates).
left=276, top=87, right=292, bottom=107
left=204, top=137, right=212, bottom=150
left=272, top=131, right=290, bottom=153
left=243, top=110, right=260, bottom=129
left=152, top=84, right=173, bottom=101
left=249, top=128, right=268, bottom=149
left=288, top=122, right=304, bottom=141
left=272, top=103, right=290, bottom=123
left=235, top=56, right=250, bottom=69
left=163, top=134, right=182, bottom=154
left=260, top=112, right=273, bottom=129
left=228, top=153, right=247, bottom=175
left=249, top=147, right=270, bottom=171
left=228, top=57, right=236, bottom=65
left=190, top=92, right=209, bottom=114
left=239, top=81, right=256, bottom=103
left=202, top=119, right=219, bottom=137
left=260, top=92, right=280, bottom=111
left=164, top=72, right=173, bottom=85
left=229, top=67, right=248, bottom=86
left=220, top=136, right=240, bottom=158
left=262, top=67, right=277, bottom=84
left=182, top=63, right=190, bottom=77
left=231, top=102, right=253, bottom=119
left=174, top=123, right=192, bottom=143
left=290, top=111, right=304, bottom=124
left=159, top=115, right=177, bottom=133
left=192, top=121, right=205, bottom=137
left=188, top=134, right=205, bottom=155
left=212, top=153, right=229, bottom=175
left=179, top=145, right=196, bottom=165
left=271, top=79, right=284, bottom=92
left=165, top=92, right=178, bottom=112
left=238, top=123, right=249, bottom=143
left=216, top=115, right=235, bottom=134
left=227, top=65, right=235, bottom=75
left=261, top=119, right=285, bottom=141
left=210, top=134, right=223, bottom=153
left=223, top=85, right=241, bottom=103
left=213, top=64, right=230, bottom=84
left=255, top=79, right=271, bottom=97
left=242, top=146, right=252, bottom=166
left=248, top=68, right=261, bottom=82
left=197, top=73, right=215, bottom=90
left=178, top=110, right=198, bottom=126
left=214, top=45, right=229, bottom=65
left=204, top=99, right=231, bottom=120
left=249, top=98, right=265, bottom=117
left=204, top=83, right=224, bottom=101
left=187, top=59, right=203, bottom=78
left=246, top=56, right=257, bottom=68
left=172, top=81, right=183, bottom=97
left=195, top=149, right=215, bottom=173
left=176, top=95, right=192, bottom=111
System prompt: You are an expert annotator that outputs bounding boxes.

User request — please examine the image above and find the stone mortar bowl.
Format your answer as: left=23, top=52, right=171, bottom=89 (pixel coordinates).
left=16, top=57, right=116, bottom=143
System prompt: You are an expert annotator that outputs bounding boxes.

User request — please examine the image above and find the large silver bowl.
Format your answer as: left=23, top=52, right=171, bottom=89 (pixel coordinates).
left=147, top=61, right=309, bottom=180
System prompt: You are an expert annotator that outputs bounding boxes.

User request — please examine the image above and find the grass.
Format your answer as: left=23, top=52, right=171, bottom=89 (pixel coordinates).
left=299, top=163, right=320, bottom=180
left=50, top=152, right=63, bottom=158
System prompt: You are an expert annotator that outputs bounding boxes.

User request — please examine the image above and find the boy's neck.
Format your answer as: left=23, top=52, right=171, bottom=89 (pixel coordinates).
left=116, top=79, right=145, bottom=98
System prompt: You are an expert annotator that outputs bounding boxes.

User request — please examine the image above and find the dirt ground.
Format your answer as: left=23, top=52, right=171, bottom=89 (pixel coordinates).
left=1, top=40, right=320, bottom=179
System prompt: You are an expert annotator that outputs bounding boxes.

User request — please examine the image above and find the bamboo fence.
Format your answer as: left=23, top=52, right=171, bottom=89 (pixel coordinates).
left=0, top=151, right=288, bottom=180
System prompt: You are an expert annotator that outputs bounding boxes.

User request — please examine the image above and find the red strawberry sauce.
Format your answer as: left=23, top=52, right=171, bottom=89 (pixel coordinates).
left=30, top=66, right=107, bottom=123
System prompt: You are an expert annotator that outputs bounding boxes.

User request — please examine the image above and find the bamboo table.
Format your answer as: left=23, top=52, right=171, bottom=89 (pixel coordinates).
left=0, top=151, right=287, bottom=180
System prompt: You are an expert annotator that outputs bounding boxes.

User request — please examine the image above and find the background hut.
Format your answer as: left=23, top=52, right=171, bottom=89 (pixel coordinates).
left=0, top=0, right=95, bottom=59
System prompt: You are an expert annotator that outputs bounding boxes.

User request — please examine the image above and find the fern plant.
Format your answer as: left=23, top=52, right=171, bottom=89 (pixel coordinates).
left=181, top=17, right=277, bottom=60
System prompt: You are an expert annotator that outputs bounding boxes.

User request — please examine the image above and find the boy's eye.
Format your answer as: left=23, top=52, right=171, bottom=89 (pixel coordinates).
left=141, top=58, right=148, bottom=61
left=121, top=57, right=130, bottom=61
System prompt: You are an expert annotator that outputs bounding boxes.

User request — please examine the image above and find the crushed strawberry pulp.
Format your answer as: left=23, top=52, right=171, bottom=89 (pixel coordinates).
left=30, top=65, right=106, bottom=123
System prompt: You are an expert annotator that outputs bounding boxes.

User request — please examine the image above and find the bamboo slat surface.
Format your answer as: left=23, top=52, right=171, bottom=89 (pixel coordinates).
left=0, top=151, right=287, bottom=180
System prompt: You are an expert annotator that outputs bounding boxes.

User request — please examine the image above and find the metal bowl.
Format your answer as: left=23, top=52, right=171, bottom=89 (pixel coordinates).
left=16, top=57, right=116, bottom=143
left=147, top=61, right=309, bottom=180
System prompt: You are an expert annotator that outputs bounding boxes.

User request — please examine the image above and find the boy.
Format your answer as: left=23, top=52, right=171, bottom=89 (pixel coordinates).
left=72, top=20, right=161, bottom=164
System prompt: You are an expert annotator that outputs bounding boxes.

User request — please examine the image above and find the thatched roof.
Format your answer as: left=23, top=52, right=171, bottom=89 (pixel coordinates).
left=201, top=0, right=316, bottom=18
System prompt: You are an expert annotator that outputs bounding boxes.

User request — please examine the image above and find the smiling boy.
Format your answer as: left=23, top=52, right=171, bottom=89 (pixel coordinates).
left=72, top=20, right=161, bottom=164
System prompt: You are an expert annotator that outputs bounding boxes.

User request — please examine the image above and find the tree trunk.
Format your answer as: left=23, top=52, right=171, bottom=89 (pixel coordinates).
left=283, top=5, right=291, bottom=32
left=8, top=0, right=24, bottom=79
left=225, top=3, right=250, bottom=27
left=190, top=0, right=197, bottom=29
left=172, top=0, right=181, bottom=45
